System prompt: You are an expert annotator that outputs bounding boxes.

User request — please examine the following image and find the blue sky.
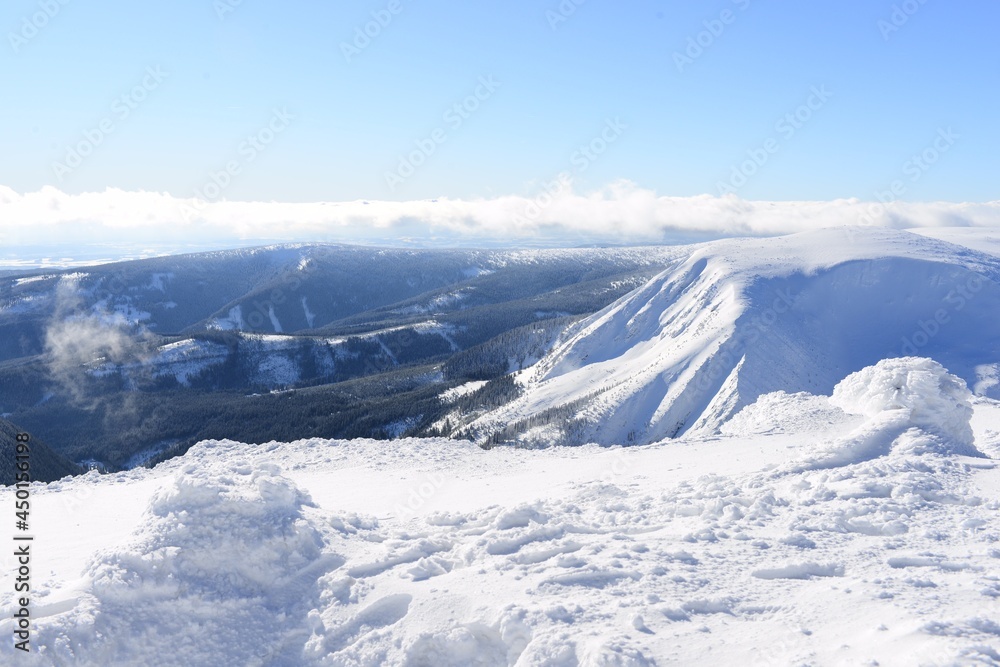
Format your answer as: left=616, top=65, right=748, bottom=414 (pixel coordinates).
left=2, top=0, right=999, bottom=263
left=3, top=0, right=997, bottom=204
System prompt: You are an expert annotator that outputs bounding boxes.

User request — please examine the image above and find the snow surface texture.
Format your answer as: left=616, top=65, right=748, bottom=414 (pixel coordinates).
left=2, top=358, right=999, bottom=666
left=468, top=228, right=1000, bottom=446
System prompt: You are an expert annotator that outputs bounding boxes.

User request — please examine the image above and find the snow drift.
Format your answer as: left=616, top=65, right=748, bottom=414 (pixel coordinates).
left=471, top=228, right=1000, bottom=446
left=20, top=463, right=338, bottom=667
left=830, top=357, right=977, bottom=453
left=783, top=357, right=986, bottom=471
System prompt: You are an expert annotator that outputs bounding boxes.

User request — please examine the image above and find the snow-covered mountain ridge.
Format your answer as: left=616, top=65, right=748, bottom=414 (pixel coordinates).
left=0, top=243, right=686, bottom=467
left=469, top=228, right=1000, bottom=446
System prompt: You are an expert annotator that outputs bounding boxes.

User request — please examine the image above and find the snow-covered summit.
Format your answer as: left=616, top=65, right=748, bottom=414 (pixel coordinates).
left=471, top=228, right=1000, bottom=446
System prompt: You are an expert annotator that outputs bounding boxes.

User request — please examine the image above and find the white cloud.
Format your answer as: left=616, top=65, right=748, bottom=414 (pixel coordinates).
left=1, top=182, right=998, bottom=251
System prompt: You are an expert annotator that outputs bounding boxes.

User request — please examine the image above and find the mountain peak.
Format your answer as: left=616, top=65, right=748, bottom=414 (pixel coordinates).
left=472, top=229, right=1000, bottom=446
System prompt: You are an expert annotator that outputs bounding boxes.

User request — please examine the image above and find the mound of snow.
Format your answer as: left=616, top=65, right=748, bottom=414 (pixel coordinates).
left=29, top=463, right=337, bottom=666
left=831, top=357, right=975, bottom=449
left=788, top=358, right=985, bottom=470
left=721, top=358, right=984, bottom=471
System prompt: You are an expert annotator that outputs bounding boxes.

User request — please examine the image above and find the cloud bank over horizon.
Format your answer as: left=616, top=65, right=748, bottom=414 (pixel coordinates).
left=2, top=182, right=999, bottom=256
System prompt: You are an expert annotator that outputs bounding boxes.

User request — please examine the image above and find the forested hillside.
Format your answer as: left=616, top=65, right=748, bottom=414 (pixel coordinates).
left=0, top=243, right=686, bottom=472
left=0, top=418, right=82, bottom=485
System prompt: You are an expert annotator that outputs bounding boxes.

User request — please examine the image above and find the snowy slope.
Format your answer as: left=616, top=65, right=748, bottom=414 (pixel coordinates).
left=469, top=228, right=1000, bottom=446
left=913, top=227, right=1000, bottom=258
left=0, top=358, right=998, bottom=666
